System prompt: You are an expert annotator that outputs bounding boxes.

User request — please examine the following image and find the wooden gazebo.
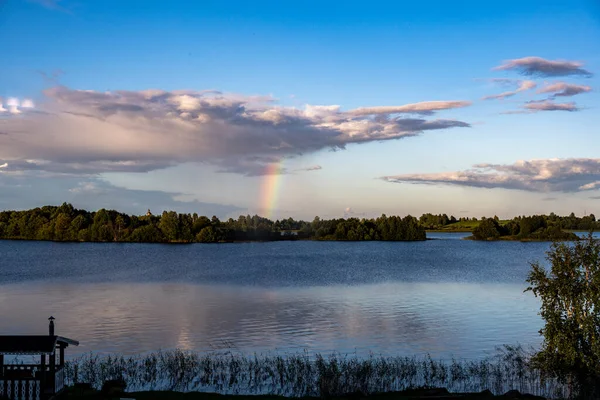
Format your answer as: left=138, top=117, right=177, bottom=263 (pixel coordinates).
left=0, top=317, right=79, bottom=400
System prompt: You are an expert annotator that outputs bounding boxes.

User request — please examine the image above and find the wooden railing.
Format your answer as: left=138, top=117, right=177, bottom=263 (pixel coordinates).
left=2, top=365, right=39, bottom=375
left=54, top=368, right=64, bottom=393
left=0, top=379, right=41, bottom=400
left=0, top=365, right=65, bottom=400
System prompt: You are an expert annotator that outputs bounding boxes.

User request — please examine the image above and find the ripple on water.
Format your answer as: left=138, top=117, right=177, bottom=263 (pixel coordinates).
left=0, top=236, right=555, bottom=359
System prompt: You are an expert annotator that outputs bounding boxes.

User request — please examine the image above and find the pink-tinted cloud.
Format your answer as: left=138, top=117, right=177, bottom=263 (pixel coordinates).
left=537, top=82, right=592, bottom=98
left=347, top=101, right=471, bottom=116
left=493, top=57, right=593, bottom=77
left=523, top=100, right=579, bottom=112
left=482, top=80, right=536, bottom=100
left=382, top=158, right=600, bottom=193
left=579, top=181, right=600, bottom=190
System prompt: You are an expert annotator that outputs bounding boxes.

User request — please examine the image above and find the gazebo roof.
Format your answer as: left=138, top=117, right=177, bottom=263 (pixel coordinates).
left=0, top=335, right=79, bottom=355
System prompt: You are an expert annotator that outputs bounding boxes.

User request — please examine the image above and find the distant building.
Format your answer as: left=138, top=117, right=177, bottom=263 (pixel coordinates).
left=280, top=230, right=299, bottom=236
left=146, top=209, right=152, bottom=217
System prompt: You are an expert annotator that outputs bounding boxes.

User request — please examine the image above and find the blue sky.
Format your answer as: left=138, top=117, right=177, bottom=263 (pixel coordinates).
left=1, top=0, right=599, bottom=219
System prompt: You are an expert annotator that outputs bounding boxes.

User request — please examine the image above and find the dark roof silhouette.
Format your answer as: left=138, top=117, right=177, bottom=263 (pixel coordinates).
left=0, top=335, right=79, bottom=355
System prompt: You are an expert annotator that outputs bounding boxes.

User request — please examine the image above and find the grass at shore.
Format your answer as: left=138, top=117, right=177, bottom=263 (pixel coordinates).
left=425, top=221, right=480, bottom=232
left=426, top=220, right=517, bottom=233
left=63, top=387, right=546, bottom=399
left=62, top=347, right=567, bottom=399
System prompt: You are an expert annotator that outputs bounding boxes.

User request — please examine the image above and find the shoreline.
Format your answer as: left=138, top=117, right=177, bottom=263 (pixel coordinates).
left=64, top=387, right=549, bottom=399
left=1, top=233, right=592, bottom=244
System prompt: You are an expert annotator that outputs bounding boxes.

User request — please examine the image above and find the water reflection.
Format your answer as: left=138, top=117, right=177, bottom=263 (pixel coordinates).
left=0, top=281, right=542, bottom=360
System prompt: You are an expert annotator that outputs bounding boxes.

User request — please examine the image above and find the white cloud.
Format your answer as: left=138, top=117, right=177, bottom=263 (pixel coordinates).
left=579, top=181, right=600, bottom=191
left=382, top=158, right=600, bottom=193
left=21, top=99, right=35, bottom=108
left=68, top=181, right=104, bottom=194
left=0, top=86, right=471, bottom=176
left=1, top=97, right=35, bottom=114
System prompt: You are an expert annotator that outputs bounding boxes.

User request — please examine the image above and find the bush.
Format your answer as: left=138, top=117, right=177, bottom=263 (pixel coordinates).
left=472, top=218, right=503, bottom=240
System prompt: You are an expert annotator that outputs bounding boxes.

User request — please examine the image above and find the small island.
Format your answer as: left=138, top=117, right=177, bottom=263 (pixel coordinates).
left=468, top=216, right=580, bottom=241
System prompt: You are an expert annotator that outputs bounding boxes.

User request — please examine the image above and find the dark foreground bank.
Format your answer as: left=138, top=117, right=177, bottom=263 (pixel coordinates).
left=64, top=386, right=548, bottom=400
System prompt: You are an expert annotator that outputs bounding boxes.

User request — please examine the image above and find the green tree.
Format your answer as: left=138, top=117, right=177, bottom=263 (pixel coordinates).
left=525, top=234, right=600, bottom=398
left=78, top=228, right=91, bottom=242
left=115, top=215, right=126, bottom=241
left=504, top=220, right=521, bottom=236
left=472, top=218, right=502, bottom=240
left=54, top=213, right=72, bottom=241
left=129, top=224, right=164, bottom=242
left=519, top=215, right=546, bottom=237
left=159, top=211, right=179, bottom=241
left=178, top=213, right=194, bottom=242
left=196, top=226, right=219, bottom=243
left=192, top=216, right=211, bottom=235
left=91, top=209, right=114, bottom=241
left=70, top=215, right=88, bottom=240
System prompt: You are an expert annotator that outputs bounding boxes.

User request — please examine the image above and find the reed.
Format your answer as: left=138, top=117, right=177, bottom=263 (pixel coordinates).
left=63, top=345, right=568, bottom=398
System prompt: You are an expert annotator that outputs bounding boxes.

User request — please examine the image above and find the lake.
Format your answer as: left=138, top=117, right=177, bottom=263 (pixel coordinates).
left=1, top=232, right=597, bottom=361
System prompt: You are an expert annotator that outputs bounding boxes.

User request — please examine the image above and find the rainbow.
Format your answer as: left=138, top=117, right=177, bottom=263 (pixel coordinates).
left=260, top=161, right=285, bottom=220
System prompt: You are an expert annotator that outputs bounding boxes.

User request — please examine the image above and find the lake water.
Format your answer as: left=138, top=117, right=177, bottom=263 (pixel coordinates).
left=1, top=232, right=597, bottom=361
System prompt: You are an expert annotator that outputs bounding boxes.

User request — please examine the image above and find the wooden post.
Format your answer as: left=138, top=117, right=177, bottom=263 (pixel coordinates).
left=50, top=349, right=56, bottom=395
left=59, top=345, right=65, bottom=367
left=40, top=354, right=46, bottom=397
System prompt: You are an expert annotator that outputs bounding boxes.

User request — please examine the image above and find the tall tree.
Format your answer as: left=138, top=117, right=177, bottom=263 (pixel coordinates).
left=159, top=211, right=179, bottom=241
left=54, top=213, right=72, bottom=241
left=526, top=234, right=600, bottom=398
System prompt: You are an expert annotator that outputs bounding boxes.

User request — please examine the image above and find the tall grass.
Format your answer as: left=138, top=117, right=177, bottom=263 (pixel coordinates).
left=64, top=345, right=568, bottom=398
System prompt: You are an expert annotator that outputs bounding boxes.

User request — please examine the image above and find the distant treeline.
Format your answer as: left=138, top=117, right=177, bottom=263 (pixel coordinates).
left=0, top=203, right=425, bottom=243
left=418, top=212, right=599, bottom=232
left=0, top=204, right=596, bottom=243
left=471, top=215, right=592, bottom=241
left=421, top=212, right=597, bottom=241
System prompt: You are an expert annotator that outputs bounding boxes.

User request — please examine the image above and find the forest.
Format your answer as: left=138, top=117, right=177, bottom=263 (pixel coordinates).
left=418, top=212, right=599, bottom=232
left=0, top=204, right=596, bottom=243
left=0, top=203, right=425, bottom=243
